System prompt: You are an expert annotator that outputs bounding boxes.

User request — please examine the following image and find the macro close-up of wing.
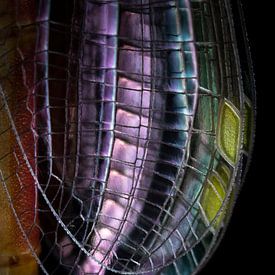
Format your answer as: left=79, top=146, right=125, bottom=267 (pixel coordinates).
left=0, top=0, right=255, bottom=274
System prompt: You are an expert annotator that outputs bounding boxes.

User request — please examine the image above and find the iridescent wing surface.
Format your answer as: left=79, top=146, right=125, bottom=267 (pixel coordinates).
left=0, top=0, right=255, bottom=274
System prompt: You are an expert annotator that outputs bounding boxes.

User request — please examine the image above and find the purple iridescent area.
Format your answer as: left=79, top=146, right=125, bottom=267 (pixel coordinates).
left=36, top=0, right=198, bottom=274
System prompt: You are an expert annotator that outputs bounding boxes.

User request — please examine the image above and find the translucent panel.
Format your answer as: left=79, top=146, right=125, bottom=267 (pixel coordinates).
left=0, top=0, right=255, bottom=274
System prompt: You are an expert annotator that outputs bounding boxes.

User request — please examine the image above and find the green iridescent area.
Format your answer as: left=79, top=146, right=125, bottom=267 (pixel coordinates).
left=160, top=1, right=255, bottom=274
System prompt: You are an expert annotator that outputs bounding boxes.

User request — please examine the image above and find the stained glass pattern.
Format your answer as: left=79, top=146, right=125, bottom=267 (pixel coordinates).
left=0, top=0, right=255, bottom=274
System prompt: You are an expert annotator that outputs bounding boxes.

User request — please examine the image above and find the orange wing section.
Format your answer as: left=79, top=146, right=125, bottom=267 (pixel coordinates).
left=0, top=1, right=40, bottom=274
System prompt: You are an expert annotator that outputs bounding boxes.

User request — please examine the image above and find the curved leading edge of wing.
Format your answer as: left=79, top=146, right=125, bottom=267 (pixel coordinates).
left=160, top=0, right=256, bottom=274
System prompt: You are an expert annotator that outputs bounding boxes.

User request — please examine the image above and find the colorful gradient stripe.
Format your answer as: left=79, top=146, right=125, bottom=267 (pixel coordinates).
left=0, top=1, right=40, bottom=274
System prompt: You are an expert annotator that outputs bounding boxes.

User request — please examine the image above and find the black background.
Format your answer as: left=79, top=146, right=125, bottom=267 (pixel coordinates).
left=199, top=1, right=269, bottom=274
